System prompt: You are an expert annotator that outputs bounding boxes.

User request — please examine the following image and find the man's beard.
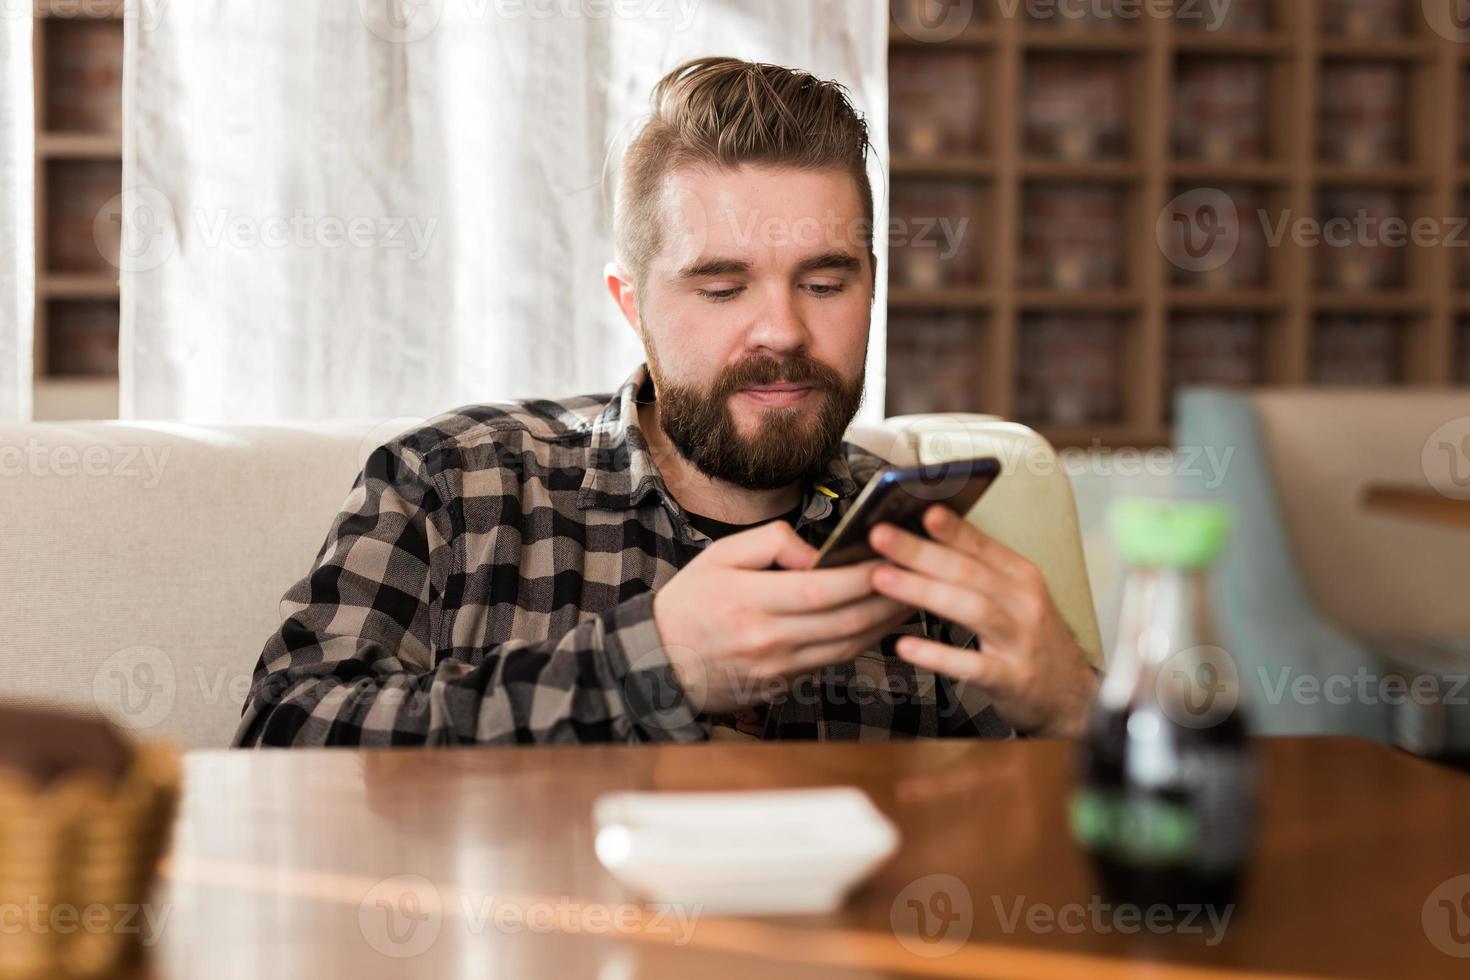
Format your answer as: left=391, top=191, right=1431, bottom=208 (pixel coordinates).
left=643, top=347, right=865, bottom=492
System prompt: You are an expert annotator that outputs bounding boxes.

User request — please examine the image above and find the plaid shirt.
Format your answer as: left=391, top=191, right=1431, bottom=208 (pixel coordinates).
left=234, top=363, right=1012, bottom=747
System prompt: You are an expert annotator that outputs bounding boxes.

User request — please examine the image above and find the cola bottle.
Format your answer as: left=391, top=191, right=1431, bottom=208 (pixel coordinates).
left=1070, top=499, right=1256, bottom=916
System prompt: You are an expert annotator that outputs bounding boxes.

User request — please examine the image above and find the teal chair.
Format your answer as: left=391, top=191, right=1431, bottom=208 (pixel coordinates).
left=1175, top=388, right=1470, bottom=751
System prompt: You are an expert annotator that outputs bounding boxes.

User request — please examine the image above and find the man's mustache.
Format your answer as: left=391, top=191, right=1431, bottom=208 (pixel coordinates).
left=718, top=361, right=838, bottom=393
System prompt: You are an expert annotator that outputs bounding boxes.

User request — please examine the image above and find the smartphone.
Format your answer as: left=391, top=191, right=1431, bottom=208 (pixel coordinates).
left=811, top=456, right=1001, bottom=569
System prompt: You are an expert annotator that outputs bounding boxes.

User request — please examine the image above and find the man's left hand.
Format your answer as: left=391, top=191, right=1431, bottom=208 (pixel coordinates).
left=867, top=504, right=1099, bottom=737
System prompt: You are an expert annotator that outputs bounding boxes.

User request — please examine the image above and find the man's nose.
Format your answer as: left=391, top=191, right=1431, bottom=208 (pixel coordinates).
left=746, top=288, right=811, bottom=355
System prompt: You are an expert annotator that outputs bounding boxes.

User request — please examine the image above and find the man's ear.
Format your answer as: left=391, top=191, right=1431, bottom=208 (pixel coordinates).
left=604, top=262, right=642, bottom=340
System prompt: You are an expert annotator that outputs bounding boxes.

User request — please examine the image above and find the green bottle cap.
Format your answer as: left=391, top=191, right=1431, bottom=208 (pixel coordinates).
left=1111, top=498, right=1232, bottom=569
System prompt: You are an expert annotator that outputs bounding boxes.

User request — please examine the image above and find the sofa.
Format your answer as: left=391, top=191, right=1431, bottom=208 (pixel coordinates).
left=0, top=414, right=1101, bottom=749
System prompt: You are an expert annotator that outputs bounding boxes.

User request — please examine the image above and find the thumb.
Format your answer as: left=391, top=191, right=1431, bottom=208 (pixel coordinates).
left=712, top=519, right=817, bottom=571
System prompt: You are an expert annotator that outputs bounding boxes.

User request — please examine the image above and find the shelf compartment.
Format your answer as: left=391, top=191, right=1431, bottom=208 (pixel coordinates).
left=889, top=179, right=989, bottom=291
left=1173, top=55, right=1277, bottom=164
left=1020, top=183, right=1131, bottom=291
left=1311, top=314, right=1410, bottom=384
left=44, top=298, right=118, bottom=378
left=1016, top=313, right=1130, bottom=429
left=890, top=48, right=991, bottom=159
left=1462, top=189, right=1470, bottom=290
left=44, top=158, right=122, bottom=274
left=886, top=312, right=987, bottom=417
left=1023, top=53, right=1134, bottom=163
left=1319, top=0, right=1412, bottom=39
left=1161, top=183, right=1278, bottom=292
left=1318, top=61, right=1410, bottom=168
left=1458, top=318, right=1470, bottom=384
left=1313, top=187, right=1409, bottom=293
left=42, top=15, right=123, bottom=134
left=1172, top=0, right=1276, bottom=34
left=1167, top=312, right=1269, bottom=418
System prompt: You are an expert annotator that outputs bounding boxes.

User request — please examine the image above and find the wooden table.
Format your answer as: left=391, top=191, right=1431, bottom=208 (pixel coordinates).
left=135, top=737, right=1470, bottom=979
left=1363, top=483, right=1470, bottom=530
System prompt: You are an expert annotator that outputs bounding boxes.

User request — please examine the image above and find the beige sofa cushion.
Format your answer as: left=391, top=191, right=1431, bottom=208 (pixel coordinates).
left=0, top=422, right=380, bottom=748
left=1, top=416, right=1100, bottom=747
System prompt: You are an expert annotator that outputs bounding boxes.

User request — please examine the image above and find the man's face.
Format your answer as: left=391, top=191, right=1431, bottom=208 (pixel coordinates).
left=633, top=164, right=873, bottom=492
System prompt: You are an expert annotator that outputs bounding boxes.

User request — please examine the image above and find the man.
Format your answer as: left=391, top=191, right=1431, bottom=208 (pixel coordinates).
left=234, top=57, right=1097, bottom=748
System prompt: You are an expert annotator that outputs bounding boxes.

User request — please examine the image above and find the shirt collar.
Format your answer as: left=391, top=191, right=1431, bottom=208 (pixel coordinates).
left=576, top=362, right=862, bottom=514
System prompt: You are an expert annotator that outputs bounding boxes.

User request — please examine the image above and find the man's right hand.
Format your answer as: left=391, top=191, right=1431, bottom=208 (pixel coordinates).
left=651, top=520, right=914, bottom=715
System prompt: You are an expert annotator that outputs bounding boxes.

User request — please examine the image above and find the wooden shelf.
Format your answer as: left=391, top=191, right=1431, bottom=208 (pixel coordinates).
left=1168, top=290, right=1287, bottom=312
left=1020, top=158, right=1141, bottom=182
left=1312, top=292, right=1429, bottom=315
left=32, top=4, right=126, bottom=419
left=38, top=131, right=122, bottom=158
left=891, top=155, right=993, bottom=179
left=1016, top=290, right=1141, bottom=312
left=1172, top=32, right=1293, bottom=57
left=36, top=0, right=126, bottom=16
left=40, top=274, right=120, bottom=300
left=885, top=0, right=1470, bottom=442
left=888, top=287, right=992, bottom=310
left=1316, top=165, right=1430, bottom=188
left=32, top=376, right=120, bottom=422
left=1020, top=31, right=1146, bottom=53
left=1170, top=160, right=1291, bottom=184
left=1317, top=38, right=1437, bottom=63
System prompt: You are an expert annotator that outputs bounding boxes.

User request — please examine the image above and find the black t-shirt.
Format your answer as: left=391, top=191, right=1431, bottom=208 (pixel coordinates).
left=685, top=500, right=804, bottom=542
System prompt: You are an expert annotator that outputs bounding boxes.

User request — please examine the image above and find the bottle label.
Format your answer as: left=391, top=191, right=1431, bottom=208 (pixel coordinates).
left=1071, top=749, right=1254, bottom=871
left=1070, top=789, right=1195, bottom=865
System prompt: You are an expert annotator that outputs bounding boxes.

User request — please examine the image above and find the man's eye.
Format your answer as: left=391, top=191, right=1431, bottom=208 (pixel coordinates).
left=803, top=283, right=845, bottom=297
left=696, top=287, right=743, bottom=303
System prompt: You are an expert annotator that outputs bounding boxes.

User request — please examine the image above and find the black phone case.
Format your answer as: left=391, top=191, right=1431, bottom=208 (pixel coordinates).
left=812, top=457, right=1001, bottom=569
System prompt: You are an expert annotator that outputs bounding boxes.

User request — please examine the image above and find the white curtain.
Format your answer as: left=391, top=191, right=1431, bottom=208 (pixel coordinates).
left=0, top=8, right=33, bottom=421
left=122, top=0, right=889, bottom=423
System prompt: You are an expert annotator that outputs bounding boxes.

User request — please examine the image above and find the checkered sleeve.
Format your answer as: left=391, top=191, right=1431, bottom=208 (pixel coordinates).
left=233, top=441, right=706, bottom=748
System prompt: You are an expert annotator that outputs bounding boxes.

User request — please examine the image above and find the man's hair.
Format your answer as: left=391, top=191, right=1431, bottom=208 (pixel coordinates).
left=615, top=56, right=875, bottom=289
